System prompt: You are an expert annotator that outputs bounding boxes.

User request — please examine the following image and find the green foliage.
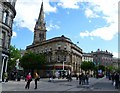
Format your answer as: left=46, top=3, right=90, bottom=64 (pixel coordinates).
left=8, top=45, right=21, bottom=72
left=20, top=51, right=46, bottom=70
left=106, top=66, right=114, bottom=71
left=115, top=67, right=120, bottom=73
left=81, top=61, right=95, bottom=71
left=98, top=65, right=105, bottom=71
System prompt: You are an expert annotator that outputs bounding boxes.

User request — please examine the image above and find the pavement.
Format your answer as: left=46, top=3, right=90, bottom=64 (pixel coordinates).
left=1, top=76, right=119, bottom=92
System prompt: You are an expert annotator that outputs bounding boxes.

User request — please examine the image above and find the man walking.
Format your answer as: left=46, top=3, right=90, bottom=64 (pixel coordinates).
left=114, top=72, right=119, bottom=89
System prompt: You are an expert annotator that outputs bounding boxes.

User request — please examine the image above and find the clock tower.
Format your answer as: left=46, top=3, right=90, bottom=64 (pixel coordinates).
left=33, top=2, right=47, bottom=44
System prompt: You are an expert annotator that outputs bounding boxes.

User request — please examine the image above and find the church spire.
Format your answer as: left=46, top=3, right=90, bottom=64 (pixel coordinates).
left=35, top=1, right=46, bottom=30
left=33, top=2, right=47, bottom=44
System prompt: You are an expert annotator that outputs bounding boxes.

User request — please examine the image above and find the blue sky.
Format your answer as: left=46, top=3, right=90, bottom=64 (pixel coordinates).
left=11, top=0, right=119, bottom=58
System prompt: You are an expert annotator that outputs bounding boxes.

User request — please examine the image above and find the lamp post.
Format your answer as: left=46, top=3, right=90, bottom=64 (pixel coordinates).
left=63, top=61, right=64, bottom=71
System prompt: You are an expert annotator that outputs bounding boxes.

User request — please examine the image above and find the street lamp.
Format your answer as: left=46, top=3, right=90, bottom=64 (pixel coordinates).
left=63, top=61, right=64, bottom=71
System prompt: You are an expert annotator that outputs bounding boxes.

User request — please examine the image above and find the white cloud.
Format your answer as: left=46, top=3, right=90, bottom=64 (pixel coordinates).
left=15, top=0, right=57, bottom=32
left=80, top=22, right=117, bottom=40
left=58, top=0, right=80, bottom=9
left=113, top=52, right=120, bottom=58
left=88, top=20, right=91, bottom=23
left=12, top=31, right=17, bottom=38
left=14, top=0, right=119, bottom=41
left=47, top=23, right=60, bottom=31
left=85, top=8, right=99, bottom=18
left=80, top=0, right=119, bottom=40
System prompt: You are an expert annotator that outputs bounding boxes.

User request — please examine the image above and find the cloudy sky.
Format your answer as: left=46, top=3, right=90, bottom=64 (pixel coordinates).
left=11, top=0, right=119, bottom=58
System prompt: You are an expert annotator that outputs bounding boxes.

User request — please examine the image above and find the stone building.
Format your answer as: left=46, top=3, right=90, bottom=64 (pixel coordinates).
left=82, top=53, right=93, bottom=62
left=112, top=57, right=119, bottom=69
left=0, top=0, right=16, bottom=81
left=26, top=2, right=83, bottom=77
left=92, top=49, right=113, bottom=66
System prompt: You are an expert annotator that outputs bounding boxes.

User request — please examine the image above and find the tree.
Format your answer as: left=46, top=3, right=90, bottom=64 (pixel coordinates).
left=98, top=65, right=105, bottom=71
left=20, top=51, right=46, bottom=70
left=81, top=61, right=95, bottom=73
left=7, top=45, right=21, bottom=72
left=106, top=65, right=114, bottom=72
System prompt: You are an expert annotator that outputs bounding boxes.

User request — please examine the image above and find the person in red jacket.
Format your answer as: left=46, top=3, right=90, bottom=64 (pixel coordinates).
left=25, top=73, right=32, bottom=89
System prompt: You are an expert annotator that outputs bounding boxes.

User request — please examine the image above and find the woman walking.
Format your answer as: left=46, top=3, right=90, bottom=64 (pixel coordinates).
left=34, top=72, right=40, bottom=89
left=25, top=73, right=32, bottom=89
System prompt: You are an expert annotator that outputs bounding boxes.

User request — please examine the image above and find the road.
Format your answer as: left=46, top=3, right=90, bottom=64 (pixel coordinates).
left=1, top=77, right=119, bottom=93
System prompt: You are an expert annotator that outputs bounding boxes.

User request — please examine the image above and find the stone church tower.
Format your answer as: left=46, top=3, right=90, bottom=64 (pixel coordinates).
left=33, top=2, right=47, bottom=44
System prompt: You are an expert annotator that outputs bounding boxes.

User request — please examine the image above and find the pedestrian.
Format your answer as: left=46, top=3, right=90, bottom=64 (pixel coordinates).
left=34, top=72, right=40, bottom=89
left=111, top=72, right=115, bottom=85
left=76, top=73, right=78, bottom=80
left=85, top=73, right=89, bottom=85
left=67, top=73, right=72, bottom=82
left=114, top=72, right=119, bottom=89
left=81, top=73, right=85, bottom=85
left=79, top=73, right=82, bottom=85
left=55, top=71, right=59, bottom=79
left=25, top=73, right=32, bottom=89
left=3, top=72, right=8, bottom=82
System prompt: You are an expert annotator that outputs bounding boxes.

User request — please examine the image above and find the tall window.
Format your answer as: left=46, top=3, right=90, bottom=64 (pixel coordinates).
left=0, top=32, right=2, bottom=47
left=7, top=36, right=10, bottom=49
left=2, top=32, right=6, bottom=48
left=64, top=56, right=66, bottom=61
left=3, top=11, right=8, bottom=24
left=42, top=33, right=44, bottom=39
left=39, top=33, right=44, bottom=41
left=57, top=55, right=60, bottom=62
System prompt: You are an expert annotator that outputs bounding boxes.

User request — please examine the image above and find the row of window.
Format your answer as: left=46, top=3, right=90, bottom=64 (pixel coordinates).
left=57, top=55, right=67, bottom=62
left=83, top=57, right=93, bottom=61
left=46, top=55, right=67, bottom=63
left=36, top=46, right=67, bottom=53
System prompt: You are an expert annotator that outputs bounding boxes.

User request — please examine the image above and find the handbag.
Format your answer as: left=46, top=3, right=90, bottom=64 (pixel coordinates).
left=113, top=81, right=115, bottom=86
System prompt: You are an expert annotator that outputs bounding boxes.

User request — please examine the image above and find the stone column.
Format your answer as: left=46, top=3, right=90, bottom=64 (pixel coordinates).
left=0, top=55, right=1, bottom=93
left=5, top=57, right=8, bottom=72
left=0, top=55, right=5, bottom=82
left=0, top=4, right=3, bottom=82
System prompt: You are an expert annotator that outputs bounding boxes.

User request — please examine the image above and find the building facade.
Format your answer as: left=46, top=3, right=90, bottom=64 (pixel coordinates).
left=0, top=0, right=16, bottom=81
left=92, top=49, right=113, bottom=66
left=26, top=2, right=83, bottom=77
left=112, top=57, right=119, bottom=69
left=82, top=53, right=93, bottom=62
